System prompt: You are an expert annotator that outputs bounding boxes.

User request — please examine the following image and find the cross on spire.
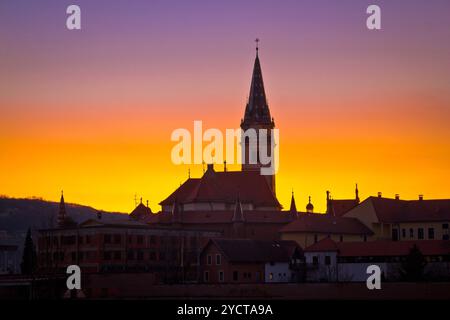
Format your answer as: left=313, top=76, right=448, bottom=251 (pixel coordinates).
left=255, top=38, right=260, bottom=55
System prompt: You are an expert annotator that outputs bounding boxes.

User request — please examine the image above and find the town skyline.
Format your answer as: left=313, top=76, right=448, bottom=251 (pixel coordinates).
left=1, top=0, right=450, bottom=213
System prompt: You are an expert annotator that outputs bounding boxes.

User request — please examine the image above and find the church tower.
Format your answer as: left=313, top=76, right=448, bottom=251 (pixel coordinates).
left=240, top=40, right=276, bottom=194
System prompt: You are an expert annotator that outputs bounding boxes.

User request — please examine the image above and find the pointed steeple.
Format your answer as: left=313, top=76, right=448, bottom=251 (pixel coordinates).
left=232, top=195, right=245, bottom=223
left=242, top=41, right=272, bottom=126
left=355, top=183, right=360, bottom=203
left=57, top=191, right=66, bottom=227
left=289, top=190, right=297, bottom=214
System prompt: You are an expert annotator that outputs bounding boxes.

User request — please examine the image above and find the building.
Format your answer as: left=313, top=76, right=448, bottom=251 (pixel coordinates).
left=200, top=238, right=303, bottom=283
left=343, top=194, right=450, bottom=241
left=0, top=231, right=21, bottom=275
left=279, top=213, right=373, bottom=248
left=304, top=238, right=450, bottom=282
left=37, top=196, right=221, bottom=283
left=0, top=244, right=19, bottom=275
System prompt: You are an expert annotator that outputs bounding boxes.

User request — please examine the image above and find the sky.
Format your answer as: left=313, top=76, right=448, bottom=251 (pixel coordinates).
left=1, top=0, right=450, bottom=213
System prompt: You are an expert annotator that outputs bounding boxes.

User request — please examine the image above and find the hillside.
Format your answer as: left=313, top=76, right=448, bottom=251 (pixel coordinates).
left=0, top=196, right=127, bottom=234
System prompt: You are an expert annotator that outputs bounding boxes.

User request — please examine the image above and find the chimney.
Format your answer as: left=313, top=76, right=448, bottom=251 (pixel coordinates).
left=377, top=192, right=382, bottom=198
left=224, top=161, right=227, bottom=172
left=395, top=194, right=400, bottom=200
left=419, top=194, right=423, bottom=201
left=97, top=211, right=102, bottom=220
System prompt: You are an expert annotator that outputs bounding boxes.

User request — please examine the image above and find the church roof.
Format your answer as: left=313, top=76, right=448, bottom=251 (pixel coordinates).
left=159, top=169, right=281, bottom=208
left=154, top=210, right=291, bottom=224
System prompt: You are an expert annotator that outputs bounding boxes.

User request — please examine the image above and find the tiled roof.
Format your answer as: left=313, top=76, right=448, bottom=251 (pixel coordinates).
left=129, top=203, right=152, bottom=220
left=364, top=197, right=450, bottom=223
left=304, top=238, right=339, bottom=252
left=279, top=214, right=373, bottom=235
left=152, top=210, right=292, bottom=224
left=159, top=169, right=281, bottom=208
left=305, top=238, right=450, bottom=257
left=328, top=199, right=359, bottom=217
left=207, top=238, right=300, bottom=263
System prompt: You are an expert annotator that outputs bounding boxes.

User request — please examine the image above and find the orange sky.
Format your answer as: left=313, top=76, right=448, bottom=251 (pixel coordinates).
left=1, top=1, right=450, bottom=214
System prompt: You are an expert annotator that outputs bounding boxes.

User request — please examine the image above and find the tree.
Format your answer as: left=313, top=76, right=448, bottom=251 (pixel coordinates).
left=400, top=244, right=427, bottom=281
left=21, top=228, right=37, bottom=274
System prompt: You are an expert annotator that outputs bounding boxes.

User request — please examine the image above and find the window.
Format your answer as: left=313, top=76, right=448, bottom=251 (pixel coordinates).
left=312, top=256, right=319, bottom=265
left=363, top=235, right=367, bottom=242
left=402, top=229, right=406, bottom=239
left=104, top=234, right=111, bottom=244
left=114, top=251, right=121, bottom=260
left=443, top=234, right=449, bottom=241
left=325, top=256, right=331, bottom=266
left=219, top=271, right=224, bottom=282
left=149, top=251, right=156, bottom=261
left=207, top=255, right=212, bottom=265
left=114, top=234, right=121, bottom=244
left=428, top=228, right=435, bottom=240
left=203, top=271, right=209, bottom=282
left=71, top=252, right=76, bottom=261
left=339, top=235, right=343, bottom=242
left=216, top=254, right=221, bottom=265
left=137, top=250, right=144, bottom=261
left=418, top=228, right=424, bottom=240
left=409, top=228, right=414, bottom=238
left=269, top=273, right=273, bottom=280
left=159, top=251, right=165, bottom=261
left=104, top=251, right=111, bottom=260
left=443, top=223, right=449, bottom=229
left=392, top=229, right=399, bottom=241
left=233, top=271, right=238, bottom=281
left=314, top=234, right=318, bottom=243
left=149, top=236, right=157, bottom=245
left=86, top=235, right=91, bottom=244
left=127, top=250, right=134, bottom=260
left=137, top=235, right=144, bottom=244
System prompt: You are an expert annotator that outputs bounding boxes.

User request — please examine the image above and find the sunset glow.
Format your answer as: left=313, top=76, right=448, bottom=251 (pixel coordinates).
left=1, top=0, right=450, bottom=213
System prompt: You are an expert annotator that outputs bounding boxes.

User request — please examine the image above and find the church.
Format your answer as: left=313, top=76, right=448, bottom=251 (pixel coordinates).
left=127, top=44, right=370, bottom=242
left=131, top=45, right=297, bottom=240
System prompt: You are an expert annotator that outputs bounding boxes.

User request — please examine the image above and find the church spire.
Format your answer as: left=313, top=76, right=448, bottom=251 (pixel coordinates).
left=242, top=39, right=272, bottom=126
left=57, top=191, right=66, bottom=227
left=290, top=190, right=297, bottom=214
left=240, top=40, right=276, bottom=195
